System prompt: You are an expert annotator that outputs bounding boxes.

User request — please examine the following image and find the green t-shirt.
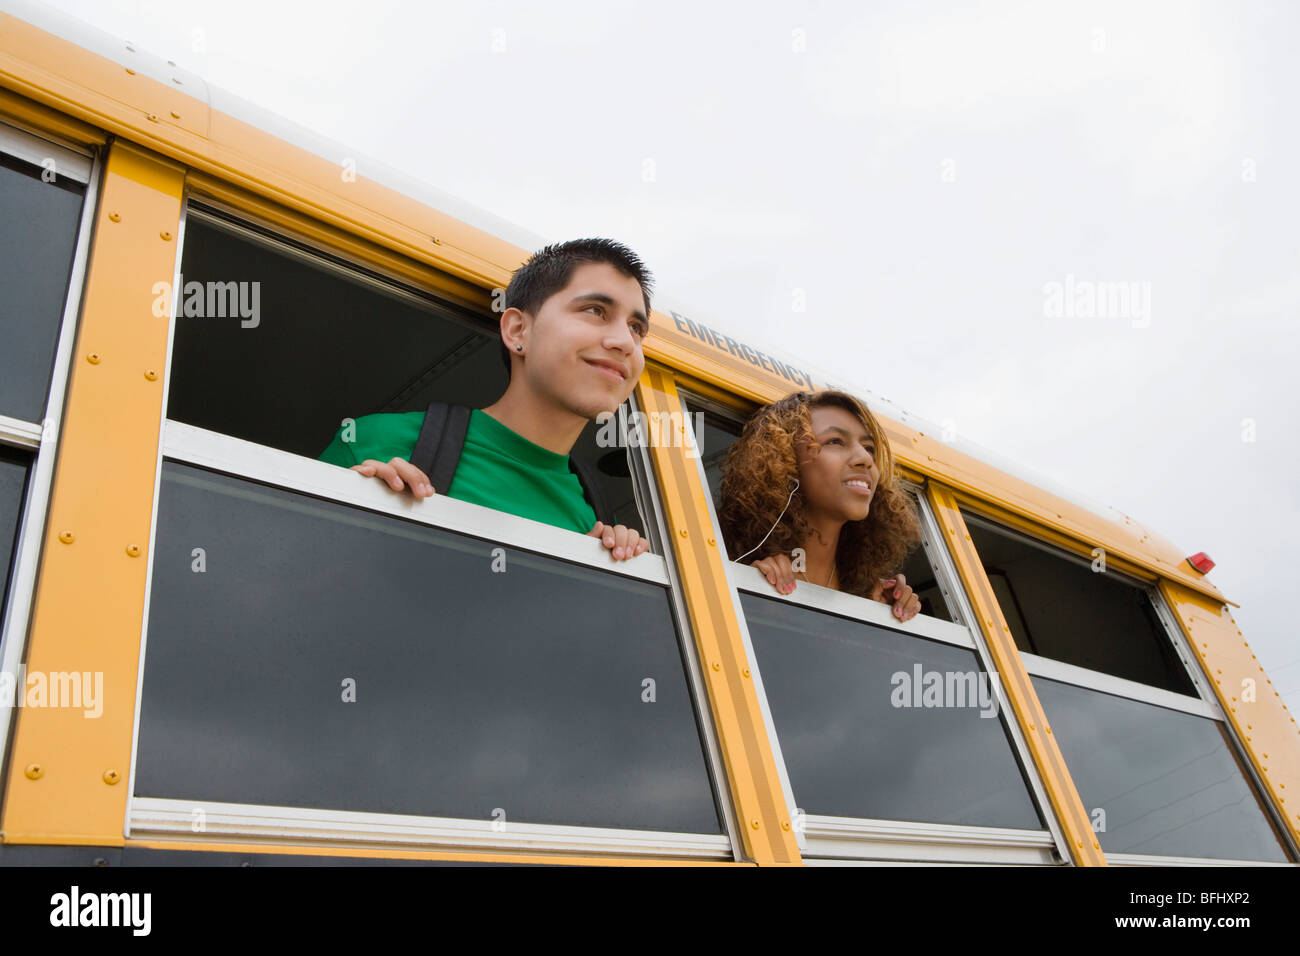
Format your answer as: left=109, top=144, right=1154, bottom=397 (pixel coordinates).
left=318, top=409, right=597, bottom=535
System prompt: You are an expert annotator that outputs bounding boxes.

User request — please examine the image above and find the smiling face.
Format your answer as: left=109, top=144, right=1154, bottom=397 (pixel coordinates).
left=513, top=261, right=648, bottom=420
left=795, top=403, right=880, bottom=525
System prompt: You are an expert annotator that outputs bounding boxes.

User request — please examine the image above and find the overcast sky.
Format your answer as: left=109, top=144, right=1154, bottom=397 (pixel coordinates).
left=24, top=0, right=1300, bottom=705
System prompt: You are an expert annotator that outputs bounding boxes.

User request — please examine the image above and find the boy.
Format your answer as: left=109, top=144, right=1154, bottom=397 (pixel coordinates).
left=318, top=238, right=651, bottom=561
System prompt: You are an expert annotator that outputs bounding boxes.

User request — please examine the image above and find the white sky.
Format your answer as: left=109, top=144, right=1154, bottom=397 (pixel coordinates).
left=22, top=0, right=1300, bottom=706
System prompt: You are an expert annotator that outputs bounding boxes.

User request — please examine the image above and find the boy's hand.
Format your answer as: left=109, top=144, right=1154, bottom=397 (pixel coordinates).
left=869, top=573, right=920, bottom=621
left=350, top=458, right=435, bottom=498
left=752, top=554, right=797, bottom=594
left=588, top=521, right=649, bottom=561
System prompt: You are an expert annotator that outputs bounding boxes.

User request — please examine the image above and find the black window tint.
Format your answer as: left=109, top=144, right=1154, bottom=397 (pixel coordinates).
left=134, top=461, right=721, bottom=833
left=0, top=153, right=85, bottom=422
left=0, top=447, right=31, bottom=637
left=742, top=592, right=1042, bottom=829
left=1033, top=676, right=1289, bottom=861
left=964, top=512, right=1197, bottom=695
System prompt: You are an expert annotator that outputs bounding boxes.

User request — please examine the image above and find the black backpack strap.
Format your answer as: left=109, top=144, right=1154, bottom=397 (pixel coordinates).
left=570, top=454, right=614, bottom=528
left=410, top=402, right=471, bottom=495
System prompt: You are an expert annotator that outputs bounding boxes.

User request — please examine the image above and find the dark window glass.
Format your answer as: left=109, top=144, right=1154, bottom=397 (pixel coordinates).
left=171, top=211, right=645, bottom=536
left=0, top=447, right=31, bottom=637
left=1033, top=676, right=1289, bottom=861
left=0, top=153, right=85, bottom=422
left=741, top=591, right=1043, bottom=829
left=964, top=513, right=1196, bottom=695
left=135, top=461, right=721, bottom=834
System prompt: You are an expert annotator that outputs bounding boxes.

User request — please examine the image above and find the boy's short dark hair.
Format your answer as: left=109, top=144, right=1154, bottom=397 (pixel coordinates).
left=498, top=238, right=654, bottom=377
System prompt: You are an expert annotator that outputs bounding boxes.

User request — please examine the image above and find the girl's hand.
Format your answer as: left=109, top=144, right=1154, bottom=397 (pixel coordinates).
left=870, top=573, right=920, bottom=621
left=752, top=554, right=798, bottom=595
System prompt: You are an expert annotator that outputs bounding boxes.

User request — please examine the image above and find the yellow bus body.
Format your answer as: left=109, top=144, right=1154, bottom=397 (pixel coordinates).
left=0, top=4, right=1295, bottom=867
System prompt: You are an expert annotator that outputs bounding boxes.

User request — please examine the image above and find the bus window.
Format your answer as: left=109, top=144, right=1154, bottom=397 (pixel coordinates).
left=0, top=123, right=93, bottom=737
left=131, top=459, right=723, bottom=843
left=961, top=511, right=1292, bottom=862
left=683, top=393, right=1054, bottom=862
left=1031, top=675, right=1289, bottom=861
left=735, top=580, right=1045, bottom=836
left=130, top=208, right=730, bottom=856
left=168, top=206, right=647, bottom=537
left=961, top=511, right=1195, bottom=694
left=0, top=141, right=86, bottom=422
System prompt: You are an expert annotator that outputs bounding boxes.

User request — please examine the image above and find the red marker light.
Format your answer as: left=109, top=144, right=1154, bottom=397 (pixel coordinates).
left=1187, top=552, right=1215, bottom=574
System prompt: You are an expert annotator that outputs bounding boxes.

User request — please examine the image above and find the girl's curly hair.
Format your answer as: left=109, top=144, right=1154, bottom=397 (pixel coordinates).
left=718, top=390, right=921, bottom=598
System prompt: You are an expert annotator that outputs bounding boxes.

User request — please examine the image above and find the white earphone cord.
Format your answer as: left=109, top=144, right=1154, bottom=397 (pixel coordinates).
left=734, top=479, right=799, bottom=564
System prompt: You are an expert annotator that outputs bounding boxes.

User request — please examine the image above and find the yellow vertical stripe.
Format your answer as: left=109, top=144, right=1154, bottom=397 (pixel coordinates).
left=927, top=483, right=1106, bottom=866
left=636, top=367, right=801, bottom=864
left=3, top=142, right=184, bottom=844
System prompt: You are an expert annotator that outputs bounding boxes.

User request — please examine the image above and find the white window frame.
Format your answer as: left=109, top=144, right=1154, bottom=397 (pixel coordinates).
left=122, top=202, right=740, bottom=861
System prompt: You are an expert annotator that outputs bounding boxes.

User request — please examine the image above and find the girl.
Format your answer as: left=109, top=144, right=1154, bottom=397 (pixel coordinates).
left=718, top=390, right=923, bottom=621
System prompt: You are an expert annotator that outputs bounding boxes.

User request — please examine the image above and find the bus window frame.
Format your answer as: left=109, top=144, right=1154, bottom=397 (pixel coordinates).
left=0, top=123, right=100, bottom=770
left=956, top=504, right=1298, bottom=863
left=123, top=200, right=742, bottom=860
left=678, top=388, right=1066, bottom=864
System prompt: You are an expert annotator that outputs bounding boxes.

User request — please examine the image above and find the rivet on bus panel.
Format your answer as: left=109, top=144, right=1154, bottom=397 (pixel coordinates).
left=126, top=545, right=141, bottom=557
left=742, top=668, right=750, bottom=678
left=678, top=528, right=688, bottom=537
left=781, top=821, right=791, bottom=831
left=707, top=537, right=715, bottom=547
left=25, top=763, right=42, bottom=780
left=711, top=662, right=720, bottom=671
left=58, top=531, right=74, bottom=544
left=147, top=113, right=158, bottom=122
left=86, top=352, right=100, bottom=364
left=108, top=212, right=120, bottom=222
left=144, top=370, right=158, bottom=381
left=750, top=819, right=760, bottom=830
left=103, top=770, right=120, bottom=785
left=160, top=231, right=172, bottom=241
left=171, top=111, right=180, bottom=118
left=125, top=68, right=135, bottom=75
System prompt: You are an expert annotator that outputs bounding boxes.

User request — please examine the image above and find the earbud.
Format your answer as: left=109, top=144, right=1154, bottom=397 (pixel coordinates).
left=788, top=478, right=800, bottom=492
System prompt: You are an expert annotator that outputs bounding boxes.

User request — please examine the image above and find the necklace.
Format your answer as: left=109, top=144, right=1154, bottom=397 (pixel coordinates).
left=797, top=563, right=837, bottom=588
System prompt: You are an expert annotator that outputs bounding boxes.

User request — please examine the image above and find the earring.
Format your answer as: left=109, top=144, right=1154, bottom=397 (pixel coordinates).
left=515, top=345, right=522, bottom=351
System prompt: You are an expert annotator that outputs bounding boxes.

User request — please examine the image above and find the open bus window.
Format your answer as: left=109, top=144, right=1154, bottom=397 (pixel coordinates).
left=685, top=397, right=955, bottom=622
left=960, top=510, right=1196, bottom=695
left=167, top=207, right=648, bottom=538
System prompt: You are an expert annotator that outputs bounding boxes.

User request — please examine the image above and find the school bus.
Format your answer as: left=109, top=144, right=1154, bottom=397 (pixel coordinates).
left=0, top=1, right=1295, bottom=867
